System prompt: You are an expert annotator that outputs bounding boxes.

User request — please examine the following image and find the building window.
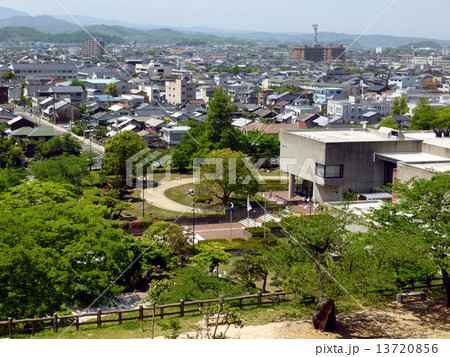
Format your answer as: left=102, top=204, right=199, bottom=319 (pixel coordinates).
left=316, top=163, right=343, bottom=178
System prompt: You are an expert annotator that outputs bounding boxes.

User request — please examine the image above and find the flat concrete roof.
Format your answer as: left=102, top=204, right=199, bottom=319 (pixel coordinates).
left=404, top=162, right=450, bottom=173
left=376, top=152, right=450, bottom=164
left=282, top=129, right=418, bottom=143
left=404, top=132, right=450, bottom=149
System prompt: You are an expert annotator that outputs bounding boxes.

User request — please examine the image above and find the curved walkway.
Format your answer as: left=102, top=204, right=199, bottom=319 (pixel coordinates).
left=142, top=176, right=286, bottom=213
left=142, top=177, right=196, bottom=213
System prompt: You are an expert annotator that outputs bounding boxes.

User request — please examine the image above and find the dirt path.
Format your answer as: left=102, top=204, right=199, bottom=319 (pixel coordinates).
left=180, top=299, right=450, bottom=339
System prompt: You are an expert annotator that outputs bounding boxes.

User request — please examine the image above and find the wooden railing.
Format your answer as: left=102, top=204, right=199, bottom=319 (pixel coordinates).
left=0, top=291, right=294, bottom=339
left=0, top=277, right=444, bottom=339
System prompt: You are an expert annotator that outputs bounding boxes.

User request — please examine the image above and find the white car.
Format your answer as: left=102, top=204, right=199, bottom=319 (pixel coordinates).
left=64, top=125, right=69, bottom=128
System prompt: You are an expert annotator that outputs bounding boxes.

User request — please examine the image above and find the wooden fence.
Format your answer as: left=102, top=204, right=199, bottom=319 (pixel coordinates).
left=0, top=291, right=293, bottom=339
left=0, top=277, right=444, bottom=339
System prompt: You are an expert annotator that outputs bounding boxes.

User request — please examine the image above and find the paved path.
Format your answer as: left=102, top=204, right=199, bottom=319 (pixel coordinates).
left=141, top=176, right=287, bottom=213
left=143, top=177, right=197, bottom=213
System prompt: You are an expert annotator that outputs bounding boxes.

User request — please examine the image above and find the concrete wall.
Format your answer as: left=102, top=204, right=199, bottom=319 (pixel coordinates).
left=280, top=129, right=423, bottom=202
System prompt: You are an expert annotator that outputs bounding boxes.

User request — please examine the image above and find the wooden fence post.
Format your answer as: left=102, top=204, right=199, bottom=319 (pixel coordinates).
left=180, top=300, right=185, bottom=318
left=53, top=314, right=58, bottom=333
left=76, top=316, right=80, bottom=331
left=31, top=321, right=36, bottom=336
left=118, top=312, right=122, bottom=325
left=411, top=280, right=415, bottom=291
left=160, top=307, right=164, bottom=319
left=8, top=317, right=13, bottom=339
left=97, top=309, right=102, bottom=328
left=257, top=290, right=262, bottom=308
left=426, top=277, right=431, bottom=291
left=139, top=305, right=144, bottom=321
left=275, top=293, right=280, bottom=305
left=239, top=297, right=243, bottom=309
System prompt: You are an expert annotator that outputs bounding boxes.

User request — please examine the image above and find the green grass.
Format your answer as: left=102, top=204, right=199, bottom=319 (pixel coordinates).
left=164, top=183, right=223, bottom=210
left=198, top=237, right=264, bottom=251
left=18, top=302, right=315, bottom=339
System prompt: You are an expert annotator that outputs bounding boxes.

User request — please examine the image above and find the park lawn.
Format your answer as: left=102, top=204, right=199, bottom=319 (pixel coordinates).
left=164, top=183, right=223, bottom=210
left=126, top=189, right=194, bottom=220
left=21, top=303, right=313, bottom=339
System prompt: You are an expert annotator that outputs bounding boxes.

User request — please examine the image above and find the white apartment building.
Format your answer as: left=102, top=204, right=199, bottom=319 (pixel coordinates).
left=165, top=79, right=196, bottom=106
left=327, top=97, right=392, bottom=122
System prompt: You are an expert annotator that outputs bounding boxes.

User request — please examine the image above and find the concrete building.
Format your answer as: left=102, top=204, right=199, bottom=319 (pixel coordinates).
left=293, top=45, right=346, bottom=62
left=81, top=40, right=105, bottom=58
left=327, top=97, right=392, bottom=122
left=314, top=87, right=344, bottom=104
left=165, top=79, right=196, bottom=106
left=10, top=63, right=78, bottom=80
left=280, top=128, right=450, bottom=203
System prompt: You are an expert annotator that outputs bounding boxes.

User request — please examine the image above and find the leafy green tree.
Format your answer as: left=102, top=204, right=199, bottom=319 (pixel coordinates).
left=191, top=245, right=232, bottom=276
left=104, top=82, right=118, bottom=98
left=230, top=254, right=267, bottom=289
left=264, top=211, right=393, bottom=309
left=100, top=189, right=133, bottom=219
left=1, top=71, right=15, bottom=80
left=0, top=137, right=24, bottom=168
left=245, top=130, right=280, bottom=167
left=199, top=87, right=246, bottom=153
left=0, top=199, right=134, bottom=318
left=0, top=180, right=79, bottom=209
left=197, top=148, right=260, bottom=206
left=0, top=167, right=27, bottom=193
left=391, top=97, right=408, bottom=115
left=157, top=267, right=246, bottom=304
left=370, top=172, right=450, bottom=307
left=144, top=221, right=193, bottom=267
left=379, top=116, right=400, bottom=130
left=42, top=133, right=83, bottom=158
left=32, top=154, right=91, bottom=186
left=231, top=65, right=240, bottom=75
left=103, top=131, right=147, bottom=197
left=69, top=79, right=86, bottom=91
left=410, top=97, right=437, bottom=130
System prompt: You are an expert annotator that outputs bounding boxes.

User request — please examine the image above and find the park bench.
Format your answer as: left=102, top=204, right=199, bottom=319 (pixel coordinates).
left=203, top=314, right=226, bottom=327
left=396, top=291, right=426, bottom=303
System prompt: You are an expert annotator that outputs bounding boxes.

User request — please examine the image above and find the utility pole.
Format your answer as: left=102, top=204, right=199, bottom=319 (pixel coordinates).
left=192, top=200, right=195, bottom=249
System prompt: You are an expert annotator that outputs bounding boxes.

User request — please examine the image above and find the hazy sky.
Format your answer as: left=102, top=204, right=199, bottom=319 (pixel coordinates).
left=1, top=0, right=450, bottom=40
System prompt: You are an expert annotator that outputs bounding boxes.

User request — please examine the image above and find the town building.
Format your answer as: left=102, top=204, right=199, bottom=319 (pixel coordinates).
left=293, top=45, right=346, bottom=62
left=10, top=63, right=78, bottom=80
left=280, top=128, right=450, bottom=203
left=81, top=40, right=105, bottom=58
left=165, top=79, right=196, bottom=106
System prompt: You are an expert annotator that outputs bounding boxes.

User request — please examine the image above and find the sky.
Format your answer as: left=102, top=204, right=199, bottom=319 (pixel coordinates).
left=1, top=0, right=450, bottom=40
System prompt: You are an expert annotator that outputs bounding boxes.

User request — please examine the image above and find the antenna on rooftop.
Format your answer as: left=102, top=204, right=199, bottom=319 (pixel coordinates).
left=312, top=24, right=318, bottom=46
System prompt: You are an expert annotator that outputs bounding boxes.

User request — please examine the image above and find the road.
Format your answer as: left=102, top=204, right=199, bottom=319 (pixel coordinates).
left=15, top=106, right=105, bottom=155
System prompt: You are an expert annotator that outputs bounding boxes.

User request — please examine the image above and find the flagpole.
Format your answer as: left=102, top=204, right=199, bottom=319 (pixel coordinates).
left=229, top=198, right=233, bottom=242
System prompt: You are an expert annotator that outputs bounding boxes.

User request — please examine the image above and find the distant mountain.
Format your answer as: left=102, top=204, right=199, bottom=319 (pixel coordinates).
left=0, top=26, right=125, bottom=44
left=0, top=6, right=28, bottom=20
left=55, top=14, right=159, bottom=31
left=0, top=15, right=79, bottom=34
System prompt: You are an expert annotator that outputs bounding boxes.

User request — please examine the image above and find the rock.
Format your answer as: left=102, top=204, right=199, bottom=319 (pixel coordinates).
left=312, top=298, right=336, bottom=332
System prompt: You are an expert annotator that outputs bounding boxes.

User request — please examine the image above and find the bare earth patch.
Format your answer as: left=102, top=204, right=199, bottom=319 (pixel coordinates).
left=181, top=299, right=450, bottom=339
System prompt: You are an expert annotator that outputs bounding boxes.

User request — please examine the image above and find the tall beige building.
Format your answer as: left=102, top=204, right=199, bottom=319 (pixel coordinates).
left=81, top=40, right=105, bottom=58
left=165, top=79, right=196, bottom=106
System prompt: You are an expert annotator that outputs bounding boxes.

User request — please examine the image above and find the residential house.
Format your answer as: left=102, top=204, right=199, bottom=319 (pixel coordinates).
left=160, top=126, right=191, bottom=146
left=43, top=100, right=81, bottom=123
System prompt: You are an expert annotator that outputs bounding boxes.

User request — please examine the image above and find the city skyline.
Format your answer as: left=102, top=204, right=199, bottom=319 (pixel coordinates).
left=0, top=0, right=449, bottom=41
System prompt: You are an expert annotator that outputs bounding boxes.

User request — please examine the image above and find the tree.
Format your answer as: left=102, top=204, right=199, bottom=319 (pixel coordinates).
left=197, top=148, right=259, bottom=206
left=391, top=97, right=408, bottom=115
left=231, top=65, right=240, bottom=75
left=245, top=130, right=280, bottom=167
left=1, top=71, right=15, bottom=81
left=410, top=97, right=437, bottom=130
left=32, top=154, right=91, bottom=186
left=143, top=221, right=193, bottom=266
left=191, top=245, right=232, bottom=276
left=41, top=133, right=83, bottom=158
left=104, top=82, right=118, bottom=98
left=200, top=88, right=246, bottom=153
left=69, top=79, right=86, bottom=91
left=103, top=131, right=147, bottom=197
left=0, top=167, right=27, bottom=193
left=230, top=254, right=267, bottom=290
left=370, top=172, right=450, bottom=307
left=379, top=116, right=400, bottom=130
left=0, top=199, right=134, bottom=318
left=0, top=137, right=24, bottom=168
